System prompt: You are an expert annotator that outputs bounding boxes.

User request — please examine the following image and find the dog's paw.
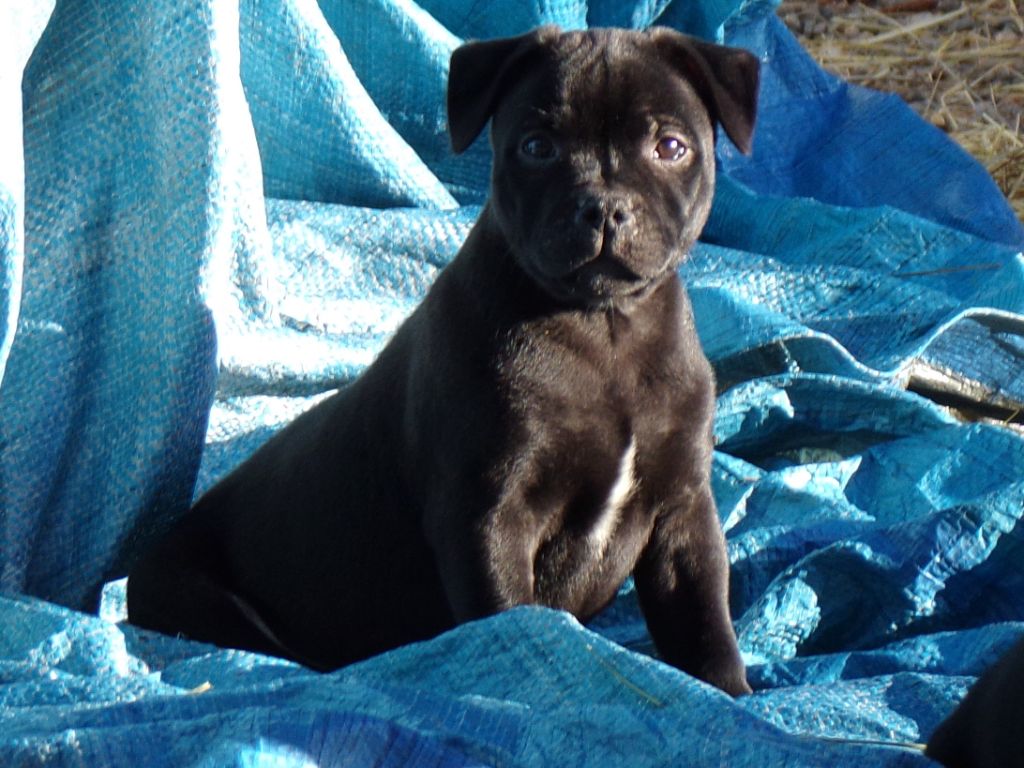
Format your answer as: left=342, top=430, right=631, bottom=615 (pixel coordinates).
left=697, top=653, right=752, bottom=698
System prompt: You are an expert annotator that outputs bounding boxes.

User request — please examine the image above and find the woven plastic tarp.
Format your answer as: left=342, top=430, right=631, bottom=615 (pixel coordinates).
left=3, top=0, right=1024, bottom=765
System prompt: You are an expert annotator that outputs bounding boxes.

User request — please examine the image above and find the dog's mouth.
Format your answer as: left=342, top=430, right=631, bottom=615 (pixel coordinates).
left=514, top=217, right=669, bottom=307
left=568, top=253, right=642, bottom=287
left=538, top=251, right=650, bottom=306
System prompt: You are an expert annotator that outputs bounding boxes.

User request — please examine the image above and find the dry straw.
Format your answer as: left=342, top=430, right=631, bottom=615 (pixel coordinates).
left=779, top=0, right=1024, bottom=221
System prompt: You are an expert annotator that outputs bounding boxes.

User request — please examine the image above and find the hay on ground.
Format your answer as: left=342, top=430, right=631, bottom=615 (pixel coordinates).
left=778, top=0, right=1024, bottom=221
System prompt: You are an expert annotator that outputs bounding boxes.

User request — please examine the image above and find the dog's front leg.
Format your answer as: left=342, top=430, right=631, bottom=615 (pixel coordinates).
left=634, top=485, right=751, bottom=696
left=425, top=500, right=537, bottom=624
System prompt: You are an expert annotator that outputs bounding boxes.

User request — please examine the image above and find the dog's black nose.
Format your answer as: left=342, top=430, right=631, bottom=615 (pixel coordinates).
left=575, top=195, right=632, bottom=232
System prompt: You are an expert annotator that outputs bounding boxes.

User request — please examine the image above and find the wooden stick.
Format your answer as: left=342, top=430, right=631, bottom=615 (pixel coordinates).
left=882, top=0, right=939, bottom=13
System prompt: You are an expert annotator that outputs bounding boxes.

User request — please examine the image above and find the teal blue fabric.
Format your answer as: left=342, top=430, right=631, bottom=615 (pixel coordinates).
left=2, top=0, right=1023, bottom=764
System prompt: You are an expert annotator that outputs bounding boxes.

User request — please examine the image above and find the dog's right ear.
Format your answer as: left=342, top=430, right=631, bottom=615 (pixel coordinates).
left=447, top=26, right=560, bottom=155
left=646, top=28, right=760, bottom=155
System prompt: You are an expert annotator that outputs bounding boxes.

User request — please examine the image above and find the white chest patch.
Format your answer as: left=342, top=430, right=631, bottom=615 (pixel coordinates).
left=589, top=436, right=638, bottom=554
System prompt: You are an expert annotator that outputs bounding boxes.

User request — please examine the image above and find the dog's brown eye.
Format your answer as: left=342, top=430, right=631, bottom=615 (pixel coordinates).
left=520, top=133, right=558, bottom=162
left=653, top=135, right=688, bottom=162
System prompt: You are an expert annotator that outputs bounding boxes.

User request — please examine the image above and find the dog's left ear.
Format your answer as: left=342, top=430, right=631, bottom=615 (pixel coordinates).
left=647, top=28, right=760, bottom=155
left=447, top=26, right=561, bottom=154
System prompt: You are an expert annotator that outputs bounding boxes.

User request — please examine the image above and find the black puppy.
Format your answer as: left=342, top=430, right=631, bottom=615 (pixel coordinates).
left=128, top=26, right=759, bottom=697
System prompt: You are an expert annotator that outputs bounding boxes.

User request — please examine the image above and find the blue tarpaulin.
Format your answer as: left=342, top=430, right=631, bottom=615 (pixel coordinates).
left=2, top=0, right=1023, bottom=765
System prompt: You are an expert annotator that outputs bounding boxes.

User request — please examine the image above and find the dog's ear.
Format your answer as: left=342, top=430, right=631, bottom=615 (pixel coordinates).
left=447, top=26, right=560, bottom=155
left=647, top=28, right=760, bottom=155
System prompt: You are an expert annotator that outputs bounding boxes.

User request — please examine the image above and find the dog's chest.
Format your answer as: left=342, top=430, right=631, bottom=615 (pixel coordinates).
left=588, top=435, right=638, bottom=554
left=528, top=427, right=652, bottom=615
left=494, top=295, right=698, bottom=606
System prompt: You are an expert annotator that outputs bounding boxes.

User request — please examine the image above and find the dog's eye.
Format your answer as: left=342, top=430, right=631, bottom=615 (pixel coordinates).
left=519, top=133, right=558, bottom=162
left=653, top=135, right=688, bottom=162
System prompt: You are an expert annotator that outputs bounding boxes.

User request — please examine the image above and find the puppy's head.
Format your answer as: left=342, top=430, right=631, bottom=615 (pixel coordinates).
left=448, top=27, right=759, bottom=308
